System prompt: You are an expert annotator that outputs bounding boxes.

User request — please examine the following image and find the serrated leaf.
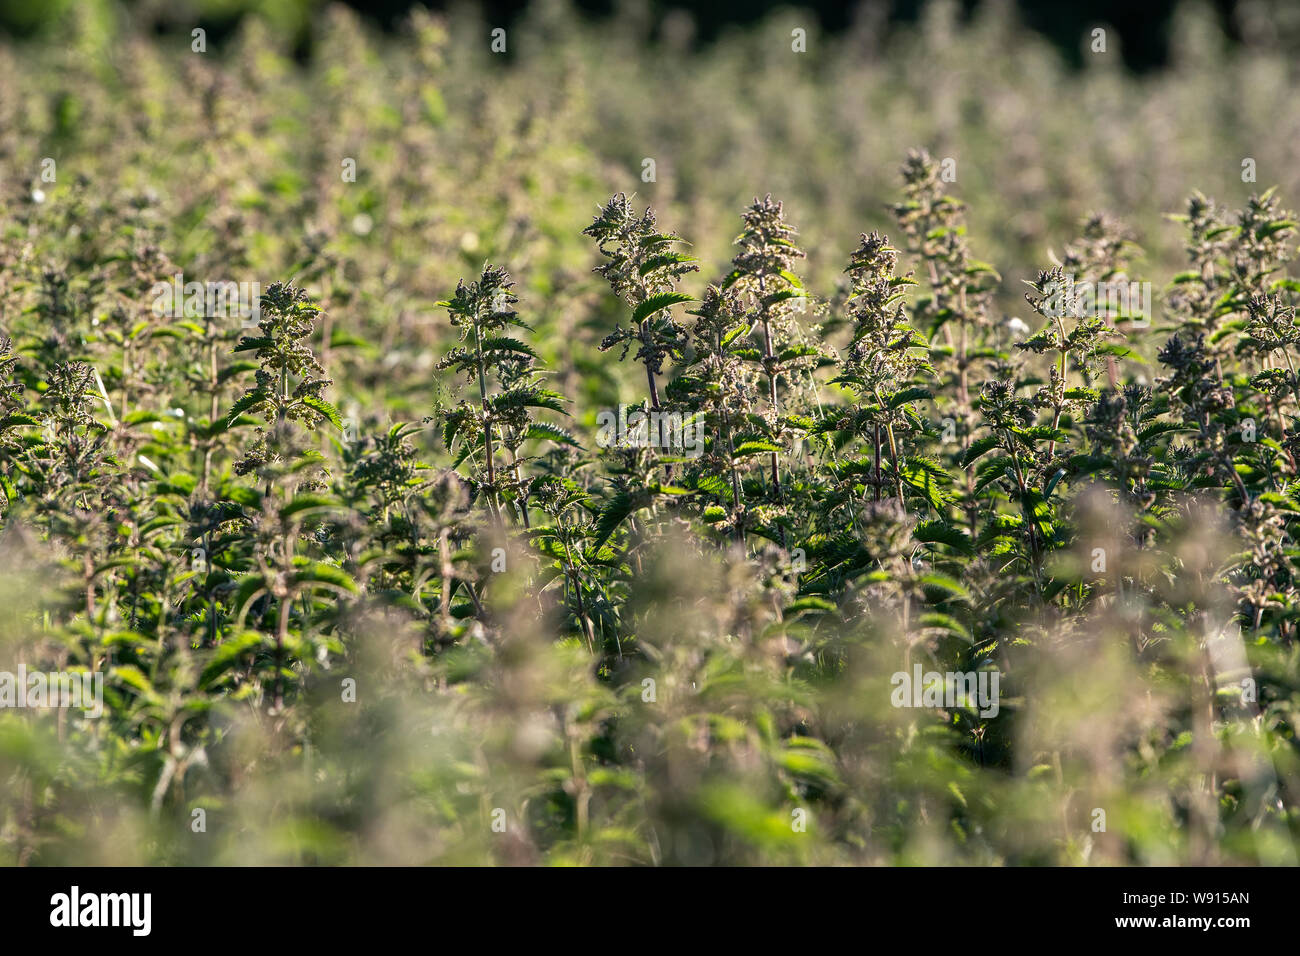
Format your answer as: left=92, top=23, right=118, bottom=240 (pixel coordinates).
left=301, top=395, right=343, bottom=430
left=632, top=292, right=695, bottom=324
left=225, top=391, right=270, bottom=426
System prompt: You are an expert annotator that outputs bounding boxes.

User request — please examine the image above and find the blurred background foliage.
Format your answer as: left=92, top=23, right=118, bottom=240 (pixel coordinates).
left=0, top=0, right=1298, bottom=865
left=0, top=0, right=1289, bottom=73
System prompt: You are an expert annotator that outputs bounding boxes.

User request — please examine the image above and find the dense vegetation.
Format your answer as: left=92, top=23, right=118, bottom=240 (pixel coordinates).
left=1, top=0, right=1298, bottom=865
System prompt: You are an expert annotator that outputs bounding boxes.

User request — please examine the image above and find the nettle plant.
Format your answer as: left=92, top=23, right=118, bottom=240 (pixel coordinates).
left=824, top=231, right=930, bottom=507
left=228, top=281, right=340, bottom=494
left=722, top=195, right=818, bottom=515
left=676, top=285, right=757, bottom=538
left=584, top=193, right=698, bottom=419
left=4, top=125, right=1300, bottom=865
left=0, top=335, right=34, bottom=513
left=437, top=264, right=573, bottom=528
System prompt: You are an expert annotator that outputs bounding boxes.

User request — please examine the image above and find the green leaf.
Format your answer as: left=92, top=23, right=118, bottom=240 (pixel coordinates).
left=733, top=440, right=781, bottom=458
left=480, top=336, right=538, bottom=359
left=763, top=289, right=806, bottom=308
left=961, top=435, right=1001, bottom=467
left=492, top=387, right=566, bottom=416
left=109, top=664, right=158, bottom=701
left=225, top=391, right=269, bottom=426
left=589, top=490, right=650, bottom=552
left=913, top=520, right=973, bottom=554
left=638, top=253, right=698, bottom=276
left=300, top=395, right=343, bottom=430
left=1094, top=342, right=1137, bottom=359
left=523, top=422, right=582, bottom=447
left=632, top=292, right=695, bottom=324
left=917, top=612, right=971, bottom=641
left=199, top=632, right=266, bottom=689
left=0, top=413, right=41, bottom=429
left=293, top=560, right=358, bottom=593
left=918, top=573, right=971, bottom=601
left=973, top=456, right=1014, bottom=495
left=1043, top=467, right=1067, bottom=499
left=280, top=493, right=342, bottom=520
left=232, top=336, right=272, bottom=353
left=888, top=386, right=932, bottom=409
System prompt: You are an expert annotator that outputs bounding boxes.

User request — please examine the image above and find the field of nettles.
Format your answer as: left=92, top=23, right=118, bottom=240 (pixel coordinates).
left=1, top=0, right=1299, bottom=865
